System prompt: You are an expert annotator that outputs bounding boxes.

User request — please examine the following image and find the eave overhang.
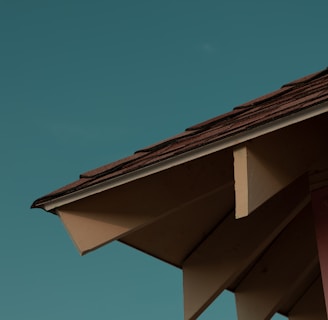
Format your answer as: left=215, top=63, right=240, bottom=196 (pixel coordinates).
left=34, top=101, right=328, bottom=212
left=31, top=68, right=328, bottom=320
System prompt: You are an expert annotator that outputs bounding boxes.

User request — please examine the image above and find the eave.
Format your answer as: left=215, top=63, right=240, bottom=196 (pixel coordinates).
left=31, top=68, right=328, bottom=320
left=35, top=101, right=328, bottom=212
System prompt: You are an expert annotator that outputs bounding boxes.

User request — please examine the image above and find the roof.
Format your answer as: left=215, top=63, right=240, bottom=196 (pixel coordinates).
left=32, top=67, right=328, bottom=210
left=31, top=68, right=328, bottom=320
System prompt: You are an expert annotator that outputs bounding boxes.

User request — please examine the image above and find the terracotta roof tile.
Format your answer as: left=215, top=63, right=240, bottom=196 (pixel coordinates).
left=32, top=67, right=328, bottom=208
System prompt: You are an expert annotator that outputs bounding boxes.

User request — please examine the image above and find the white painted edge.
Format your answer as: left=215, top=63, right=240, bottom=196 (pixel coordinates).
left=42, top=102, right=328, bottom=211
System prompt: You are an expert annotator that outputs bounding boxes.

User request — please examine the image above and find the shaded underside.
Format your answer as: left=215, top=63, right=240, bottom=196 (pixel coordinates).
left=32, top=68, right=328, bottom=319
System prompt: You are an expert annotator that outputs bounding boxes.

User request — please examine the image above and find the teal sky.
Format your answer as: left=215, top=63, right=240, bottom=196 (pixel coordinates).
left=1, top=1, right=327, bottom=319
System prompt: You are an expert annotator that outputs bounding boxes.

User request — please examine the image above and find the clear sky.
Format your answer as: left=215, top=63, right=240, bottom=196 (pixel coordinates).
left=1, top=1, right=327, bottom=319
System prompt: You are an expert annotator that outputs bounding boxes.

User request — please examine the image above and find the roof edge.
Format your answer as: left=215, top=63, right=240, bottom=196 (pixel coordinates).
left=38, top=101, right=328, bottom=211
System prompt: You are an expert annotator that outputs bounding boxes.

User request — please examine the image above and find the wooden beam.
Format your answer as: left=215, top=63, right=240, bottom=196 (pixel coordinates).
left=233, top=116, right=327, bottom=218
left=311, top=186, right=328, bottom=310
left=234, top=204, right=318, bottom=320
left=57, top=150, right=233, bottom=255
left=233, top=143, right=287, bottom=218
left=57, top=185, right=228, bottom=255
left=58, top=209, right=131, bottom=254
left=120, top=182, right=234, bottom=267
left=288, top=277, right=327, bottom=320
left=182, top=176, right=309, bottom=320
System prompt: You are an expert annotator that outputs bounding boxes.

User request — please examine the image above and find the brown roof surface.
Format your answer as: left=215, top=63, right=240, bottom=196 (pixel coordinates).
left=32, top=67, right=328, bottom=208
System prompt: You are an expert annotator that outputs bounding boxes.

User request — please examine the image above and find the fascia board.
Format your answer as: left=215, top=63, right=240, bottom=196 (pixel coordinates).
left=42, top=102, right=328, bottom=212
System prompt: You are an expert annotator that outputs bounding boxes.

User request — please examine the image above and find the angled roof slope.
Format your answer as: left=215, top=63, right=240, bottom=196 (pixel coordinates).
left=31, top=68, right=328, bottom=320
left=32, top=67, right=328, bottom=209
